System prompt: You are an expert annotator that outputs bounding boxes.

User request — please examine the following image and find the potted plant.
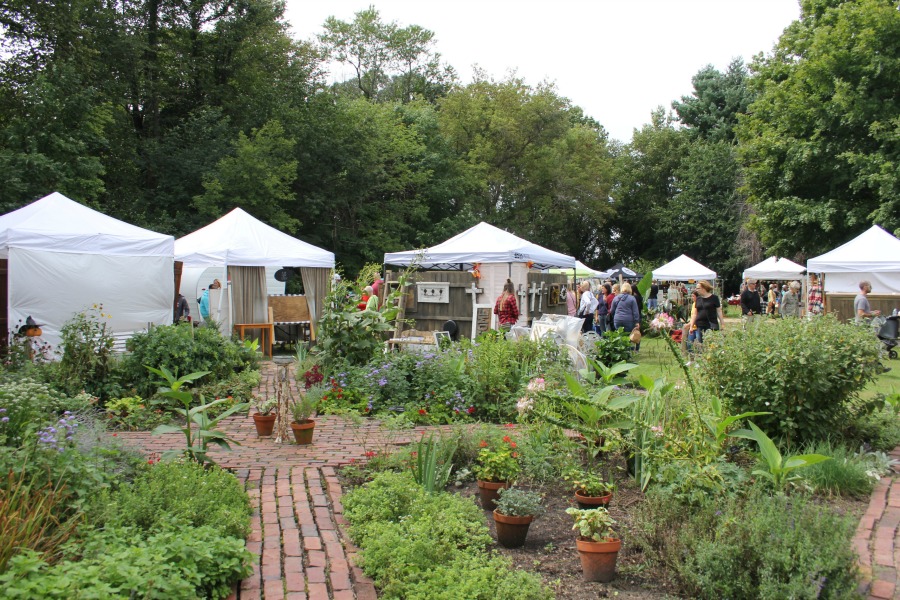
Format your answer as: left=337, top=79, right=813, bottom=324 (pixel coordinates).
left=566, top=507, right=621, bottom=582
left=493, top=487, right=544, bottom=548
left=251, top=395, right=278, bottom=437
left=472, top=435, right=521, bottom=510
left=290, top=391, right=318, bottom=445
left=564, top=467, right=615, bottom=508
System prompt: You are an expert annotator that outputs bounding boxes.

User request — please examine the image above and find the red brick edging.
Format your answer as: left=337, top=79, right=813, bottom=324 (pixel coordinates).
left=855, top=446, right=900, bottom=600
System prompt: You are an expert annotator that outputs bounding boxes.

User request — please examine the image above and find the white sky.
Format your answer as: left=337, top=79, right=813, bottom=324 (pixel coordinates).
left=283, top=0, right=800, bottom=142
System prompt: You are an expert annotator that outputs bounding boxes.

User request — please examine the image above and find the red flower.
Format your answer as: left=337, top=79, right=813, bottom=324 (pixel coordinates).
left=112, top=433, right=117, bottom=437
left=418, top=408, right=427, bottom=415
left=364, top=451, right=376, bottom=458
left=512, top=452, right=519, bottom=458
left=467, top=406, right=475, bottom=414
left=509, top=442, right=517, bottom=448
left=504, top=423, right=516, bottom=428
left=502, top=435, right=511, bottom=443
left=411, top=451, right=418, bottom=458
left=479, top=440, right=488, bottom=448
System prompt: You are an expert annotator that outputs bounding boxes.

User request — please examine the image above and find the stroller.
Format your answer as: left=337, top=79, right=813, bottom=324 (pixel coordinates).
left=874, top=315, right=899, bottom=359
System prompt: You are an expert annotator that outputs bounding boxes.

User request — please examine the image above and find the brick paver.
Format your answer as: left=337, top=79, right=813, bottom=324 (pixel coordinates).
left=115, top=361, right=425, bottom=599
left=855, top=446, right=900, bottom=599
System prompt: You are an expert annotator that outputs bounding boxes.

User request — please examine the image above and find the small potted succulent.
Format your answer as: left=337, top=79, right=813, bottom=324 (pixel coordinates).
left=290, top=391, right=318, bottom=445
left=566, top=507, right=621, bottom=582
left=472, top=435, right=521, bottom=510
left=493, top=487, right=544, bottom=548
left=564, top=467, right=615, bottom=508
left=251, top=395, right=278, bottom=437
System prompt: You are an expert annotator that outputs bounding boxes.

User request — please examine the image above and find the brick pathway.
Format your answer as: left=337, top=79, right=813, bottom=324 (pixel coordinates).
left=855, top=446, right=900, bottom=600
left=115, top=361, right=441, bottom=599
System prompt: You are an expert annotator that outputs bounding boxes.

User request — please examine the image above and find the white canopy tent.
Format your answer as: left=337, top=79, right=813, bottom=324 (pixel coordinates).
left=383, top=222, right=576, bottom=270
left=743, top=256, right=806, bottom=280
left=175, top=208, right=335, bottom=331
left=385, top=222, right=575, bottom=333
left=0, top=192, right=174, bottom=349
left=807, top=225, right=900, bottom=293
left=652, top=254, right=717, bottom=281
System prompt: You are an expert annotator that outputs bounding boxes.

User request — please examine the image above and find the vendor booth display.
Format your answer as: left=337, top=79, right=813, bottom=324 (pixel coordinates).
left=743, top=256, right=805, bottom=281
left=807, top=225, right=900, bottom=294
left=384, top=222, right=576, bottom=338
left=651, top=254, right=716, bottom=281
left=175, top=208, right=335, bottom=348
left=806, top=225, right=900, bottom=321
left=0, top=192, right=174, bottom=349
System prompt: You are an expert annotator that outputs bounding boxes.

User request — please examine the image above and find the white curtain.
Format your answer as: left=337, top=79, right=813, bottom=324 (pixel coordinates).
left=300, top=267, right=331, bottom=324
left=229, top=266, right=267, bottom=326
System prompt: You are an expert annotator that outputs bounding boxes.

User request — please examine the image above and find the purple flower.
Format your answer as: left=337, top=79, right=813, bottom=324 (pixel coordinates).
left=378, top=377, right=388, bottom=387
left=0, top=417, right=8, bottom=423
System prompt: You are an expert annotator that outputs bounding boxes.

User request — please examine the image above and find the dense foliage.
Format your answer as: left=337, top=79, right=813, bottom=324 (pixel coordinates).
left=698, top=316, right=882, bottom=445
left=632, top=487, right=859, bottom=599
left=319, top=334, right=567, bottom=423
left=343, top=471, right=550, bottom=600
left=122, top=323, right=258, bottom=398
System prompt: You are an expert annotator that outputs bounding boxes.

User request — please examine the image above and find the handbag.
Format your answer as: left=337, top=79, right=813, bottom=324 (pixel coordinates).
left=629, top=327, right=642, bottom=344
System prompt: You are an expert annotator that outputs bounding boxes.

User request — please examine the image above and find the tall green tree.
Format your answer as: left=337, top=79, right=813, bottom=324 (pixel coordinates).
left=610, top=109, right=687, bottom=264
left=319, top=6, right=455, bottom=102
left=673, top=59, right=754, bottom=143
left=195, top=120, right=299, bottom=233
left=737, top=0, right=900, bottom=256
left=438, top=74, right=615, bottom=262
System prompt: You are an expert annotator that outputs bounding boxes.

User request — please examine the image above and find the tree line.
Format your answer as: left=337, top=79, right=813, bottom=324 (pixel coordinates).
left=0, top=0, right=897, bottom=288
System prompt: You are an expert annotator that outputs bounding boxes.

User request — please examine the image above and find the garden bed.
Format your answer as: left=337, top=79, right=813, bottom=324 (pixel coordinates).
left=456, top=477, right=674, bottom=599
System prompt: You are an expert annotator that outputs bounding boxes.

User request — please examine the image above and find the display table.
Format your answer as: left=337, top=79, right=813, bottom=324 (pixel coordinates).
left=234, top=322, right=274, bottom=358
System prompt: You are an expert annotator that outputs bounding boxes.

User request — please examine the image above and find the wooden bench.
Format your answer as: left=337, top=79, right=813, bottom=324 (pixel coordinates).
left=267, top=295, right=315, bottom=345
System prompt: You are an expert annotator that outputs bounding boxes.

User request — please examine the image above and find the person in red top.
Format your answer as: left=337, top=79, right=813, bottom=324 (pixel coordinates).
left=493, top=279, right=520, bottom=330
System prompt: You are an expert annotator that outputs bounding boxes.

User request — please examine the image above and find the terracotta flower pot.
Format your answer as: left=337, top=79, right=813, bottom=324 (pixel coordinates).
left=576, top=537, right=621, bottom=582
left=574, top=489, right=612, bottom=509
left=291, top=419, right=315, bottom=445
left=252, top=413, right=276, bottom=437
left=476, top=480, right=510, bottom=510
left=493, top=511, right=534, bottom=548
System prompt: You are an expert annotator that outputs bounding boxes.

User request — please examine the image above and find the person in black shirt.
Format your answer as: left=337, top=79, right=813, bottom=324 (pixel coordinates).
left=740, top=279, right=762, bottom=322
left=648, top=281, right=659, bottom=311
left=689, top=280, right=724, bottom=343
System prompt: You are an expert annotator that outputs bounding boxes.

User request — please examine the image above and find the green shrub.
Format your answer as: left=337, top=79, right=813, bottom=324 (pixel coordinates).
left=343, top=471, right=425, bottom=544
left=400, top=553, right=552, bottom=600
left=91, top=461, right=251, bottom=539
left=342, top=471, right=546, bottom=600
left=0, top=377, right=65, bottom=447
left=594, top=328, right=633, bottom=366
left=698, top=316, right=881, bottom=445
left=56, top=306, right=122, bottom=400
left=0, top=523, right=252, bottom=599
left=631, top=488, right=859, bottom=599
left=795, top=440, right=876, bottom=498
left=843, top=404, right=900, bottom=452
left=122, top=323, right=257, bottom=398
left=354, top=492, right=492, bottom=595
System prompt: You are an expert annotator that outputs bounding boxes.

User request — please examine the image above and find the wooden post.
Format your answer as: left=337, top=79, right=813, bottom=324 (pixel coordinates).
left=393, top=279, right=409, bottom=340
